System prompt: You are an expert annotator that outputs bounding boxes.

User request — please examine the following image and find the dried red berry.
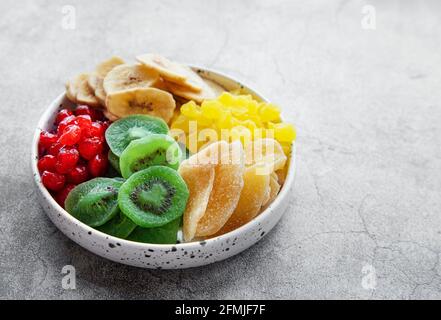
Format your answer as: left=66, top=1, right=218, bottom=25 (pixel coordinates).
left=83, top=121, right=104, bottom=138
left=37, top=155, right=57, bottom=172
left=48, top=142, right=65, bottom=156
left=88, top=153, right=108, bottom=177
left=55, top=184, right=76, bottom=208
left=55, top=147, right=79, bottom=173
left=41, top=170, right=65, bottom=191
left=55, top=109, right=73, bottom=125
left=66, top=165, right=89, bottom=184
left=76, top=115, right=92, bottom=132
left=57, top=115, right=78, bottom=133
left=58, top=124, right=81, bottom=146
left=78, top=137, right=103, bottom=160
left=39, top=131, right=58, bottom=150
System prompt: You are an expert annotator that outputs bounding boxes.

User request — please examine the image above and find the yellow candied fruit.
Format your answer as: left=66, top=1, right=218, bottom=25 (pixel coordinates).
left=274, top=123, right=296, bottom=143
left=218, top=92, right=236, bottom=106
left=172, top=92, right=296, bottom=157
left=181, top=101, right=201, bottom=119
left=259, top=103, right=281, bottom=122
left=200, top=100, right=224, bottom=119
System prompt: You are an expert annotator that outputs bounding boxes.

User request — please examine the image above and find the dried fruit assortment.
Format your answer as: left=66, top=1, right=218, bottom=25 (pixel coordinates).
left=38, top=53, right=296, bottom=244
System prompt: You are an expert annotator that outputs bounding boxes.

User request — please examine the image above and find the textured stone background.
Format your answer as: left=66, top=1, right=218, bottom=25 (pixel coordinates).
left=1, top=0, right=440, bottom=299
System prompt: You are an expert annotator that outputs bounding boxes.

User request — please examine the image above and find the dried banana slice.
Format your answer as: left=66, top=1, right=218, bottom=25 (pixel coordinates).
left=216, top=164, right=271, bottom=235
left=136, top=53, right=187, bottom=81
left=95, top=56, right=125, bottom=77
left=88, top=56, right=125, bottom=106
left=66, top=73, right=100, bottom=107
left=164, top=78, right=223, bottom=104
left=65, top=80, right=77, bottom=103
left=136, top=54, right=203, bottom=92
left=105, top=87, right=176, bottom=123
left=178, top=164, right=216, bottom=242
left=103, top=64, right=160, bottom=95
left=87, top=73, right=106, bottom=105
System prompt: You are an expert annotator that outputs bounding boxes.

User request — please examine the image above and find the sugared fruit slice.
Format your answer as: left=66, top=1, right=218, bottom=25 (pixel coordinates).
left=105, top=114, right=168, bottom=156
left=244, top=138, right=287, bottom=173
left=216, top=164, right=270, bottom=235
left=97, top=210, right=137, bottom=239
left=262, top=173, right=281, bottom=210
left=192, top=141, right=245, bottom=237
left=126, top=217, right=181, bottom=244
left=119, top=134, right=182, bottom=179
left=65, top=178, right=123, bottom=227
left=178, top=164, right=215, bottom=242
left=118, top=166, right=189, bottom=228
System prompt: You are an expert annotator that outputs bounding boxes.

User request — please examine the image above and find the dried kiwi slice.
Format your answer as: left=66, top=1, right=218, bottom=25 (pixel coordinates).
left=65, top=178, right=123, bottom=227
left=108, top=150, right=121, bottom=174
left=119, top=134, right=182, bottom=179
left=105, top=114, right=168, bottom=156
left=178, top=142, right=191, bottom=160
left=118, top=166, right=189, bottom=228
left=127, top=217, right=181, bottom=244
left=97, top=210, right=137, bottom=239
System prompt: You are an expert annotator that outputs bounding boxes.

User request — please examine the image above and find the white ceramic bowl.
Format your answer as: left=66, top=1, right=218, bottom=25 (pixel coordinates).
left=31, top=67, right=295, bottom=269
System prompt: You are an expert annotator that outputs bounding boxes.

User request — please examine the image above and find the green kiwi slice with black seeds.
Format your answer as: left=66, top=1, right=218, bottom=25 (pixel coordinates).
left=127, top=217, right=181, bottom=244
left=65, top=178, right=123, bottom=227
left=105, top=114, right=169, bottom=156
left=119, top=133, right=182, bottom=179
left=97, top=210, right=137, bottom=239
left=178, top=142, right=191, bottom=160
left=118, top=166, right=189, bottom=228
left=108, top=150, right=121, bottom=174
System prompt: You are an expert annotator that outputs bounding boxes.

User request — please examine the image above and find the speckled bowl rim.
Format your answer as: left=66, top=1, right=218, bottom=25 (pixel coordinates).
left=31, top=66, right=296, bottom=252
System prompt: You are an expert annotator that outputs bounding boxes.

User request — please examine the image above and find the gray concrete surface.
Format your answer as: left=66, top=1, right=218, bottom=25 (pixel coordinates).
left=1, top=0, right=441, bottom=299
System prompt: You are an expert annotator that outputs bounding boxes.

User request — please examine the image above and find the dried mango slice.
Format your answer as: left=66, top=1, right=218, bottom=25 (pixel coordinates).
left=215, top=164, right=270, bottom=235
left=244, top=138, right=287, bottom=173
left=193, top=141, right=245, bottom=237
left=275, top=160, right=289, bottom=185
left=186, top=140, right=229, bottom=166
left=262, top=173, right=281, bottom=210
left=178, top=164, right=215, bottom=242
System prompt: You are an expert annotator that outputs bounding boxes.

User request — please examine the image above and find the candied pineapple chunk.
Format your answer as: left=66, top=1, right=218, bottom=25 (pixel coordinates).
left=171, top=91, right=296, bottom=158
left=274, top=122, right=296, bottom=142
